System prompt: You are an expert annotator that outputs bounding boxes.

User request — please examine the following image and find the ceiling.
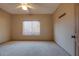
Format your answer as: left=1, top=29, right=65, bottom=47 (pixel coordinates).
left=0, top=3, right=60, bottom=14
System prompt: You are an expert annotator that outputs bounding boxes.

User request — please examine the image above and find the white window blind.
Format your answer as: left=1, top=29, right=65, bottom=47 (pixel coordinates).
left=23, top=21, right=40, bottom=35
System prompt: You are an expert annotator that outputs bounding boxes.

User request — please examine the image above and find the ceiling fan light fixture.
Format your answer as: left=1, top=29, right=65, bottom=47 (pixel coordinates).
left=22, top=5, right=28, bottom=10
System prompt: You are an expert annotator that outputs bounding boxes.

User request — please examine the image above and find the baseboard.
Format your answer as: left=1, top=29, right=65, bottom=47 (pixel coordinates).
left=0, top=39, right=54, bottom=44
left=11, top=39, right=54, bottom=41
left=0, top=40, right=11, bottom=45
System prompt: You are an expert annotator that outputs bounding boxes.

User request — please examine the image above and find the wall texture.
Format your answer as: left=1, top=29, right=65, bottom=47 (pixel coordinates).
left=0, top=9, right=11, bottom=43
left=52, top=4, right=75, bottom=55
left=11, top=14, right=53, bottom=41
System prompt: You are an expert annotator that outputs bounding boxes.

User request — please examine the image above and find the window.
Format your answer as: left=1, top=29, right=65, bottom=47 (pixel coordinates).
left=23, top=21, right=40, bottom=35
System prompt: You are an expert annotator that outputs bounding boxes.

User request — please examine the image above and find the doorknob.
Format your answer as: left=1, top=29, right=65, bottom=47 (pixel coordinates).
left=71, top=35, right=76, bottom=38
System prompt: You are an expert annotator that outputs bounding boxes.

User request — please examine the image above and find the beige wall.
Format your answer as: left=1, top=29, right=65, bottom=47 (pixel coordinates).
left=0, top=9, right=11, bottom=43
left=11, top=14, right=53, bottom=41
left=52, top=4, right=75, bottom=55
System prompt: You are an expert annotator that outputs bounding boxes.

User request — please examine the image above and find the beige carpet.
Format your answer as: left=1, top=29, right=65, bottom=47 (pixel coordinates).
left=0, top=41, right=69, bottom=56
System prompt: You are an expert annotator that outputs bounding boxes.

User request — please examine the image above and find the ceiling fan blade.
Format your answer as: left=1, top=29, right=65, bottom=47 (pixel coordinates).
left=27, top=5, right=36, bottom=9
left=16, top=5, right=22, bottom=8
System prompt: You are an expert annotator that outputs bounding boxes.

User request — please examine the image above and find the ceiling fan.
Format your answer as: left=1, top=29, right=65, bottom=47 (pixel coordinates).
left=16, top=3, right=41, bottom=11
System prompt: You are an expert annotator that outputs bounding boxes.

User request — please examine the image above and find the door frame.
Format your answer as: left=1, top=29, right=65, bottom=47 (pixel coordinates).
left=75, top=3, right=79, bottom=56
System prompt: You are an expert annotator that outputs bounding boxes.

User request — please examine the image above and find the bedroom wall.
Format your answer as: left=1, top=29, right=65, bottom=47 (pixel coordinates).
left=52, top=4, right=75, bottom=55
left=0, top=9, right=11, bottom=43
left=11, top=14, right=53, bottom=41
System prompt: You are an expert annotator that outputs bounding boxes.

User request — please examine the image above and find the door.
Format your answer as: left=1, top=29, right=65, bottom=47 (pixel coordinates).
left=53, top=4, right=76, bottom=55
